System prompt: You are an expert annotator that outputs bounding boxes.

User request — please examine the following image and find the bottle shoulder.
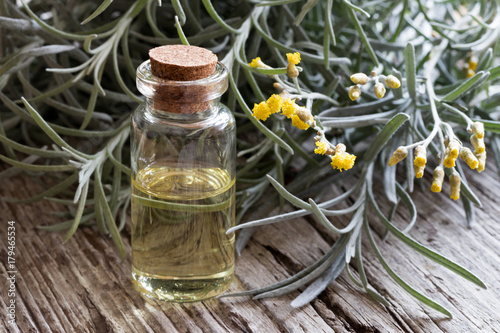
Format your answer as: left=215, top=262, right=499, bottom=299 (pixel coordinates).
left=132, top=102, right=234, bottom=134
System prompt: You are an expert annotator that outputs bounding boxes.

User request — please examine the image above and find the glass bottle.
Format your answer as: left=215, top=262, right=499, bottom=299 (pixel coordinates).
left=130, top=46, right=236, bottom=302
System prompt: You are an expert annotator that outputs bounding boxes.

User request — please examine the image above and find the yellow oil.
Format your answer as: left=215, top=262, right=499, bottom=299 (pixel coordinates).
left=131, top=163, right=235, bottom=302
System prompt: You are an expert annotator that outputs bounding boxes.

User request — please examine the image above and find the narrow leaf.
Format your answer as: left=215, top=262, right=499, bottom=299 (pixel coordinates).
left=404, top=43, right=417, bottom=99
left=369, top=190, right=487, bottom=289
left=364, top=220, right=453, bottom=318
left=291, top=249, right=346, bottom=308
left=363, top=113, right=410, bottom=165
left=441, top=71, right=488, bottom=102
left=63, top=182, right=89, bottom=242
left=81, top=0, right=114, bottom=24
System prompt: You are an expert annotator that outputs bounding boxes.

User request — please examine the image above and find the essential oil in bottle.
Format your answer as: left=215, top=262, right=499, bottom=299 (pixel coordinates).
left=130, top=45, right=236, bottom=302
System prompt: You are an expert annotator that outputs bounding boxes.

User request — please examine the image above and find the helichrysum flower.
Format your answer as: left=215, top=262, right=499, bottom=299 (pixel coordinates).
left=431, top=165, right=445, bottom=192
left=330, top=144, right=356, bottom=172
left=468, top=54, right=478, bottom=71
left=291, top=114, right=310, bottom=130
left=348, top=85, right=361, bottom=101
left=472, top=121, right=484, bottom=139
left=448, top=139, right=460, bottom=158
left=248, top=57, right=271, bottom=69
left=414, top=145, right=427, bottom=167
left=286, top=52, right=301, bottom=78
left=286, top=52, right=301, bottom=65
left=266, top=94, right=283, bottom=114
left=415, top=164, right=425, bottom=179
left=388, top=146, right=408, bottom=166
left=459, top=147, right=478, bottom=169
left=374, top=83, right=386, bottom=98
left=443, top=139, right=460, bottom=168
left=314, top=141, right=329, bottom=155
left=385, top=75, right=401, bottom=89
left=449, top=171, right=461, bottom=201
left=252, top=101, right=272, bottom=121
left=470, top=134, right=485, bottom=153
left=350, top=73, right=369, bottom=85
left=281, top=98, right=296, bottom=118
left=476, top=151, right=486, bottom=173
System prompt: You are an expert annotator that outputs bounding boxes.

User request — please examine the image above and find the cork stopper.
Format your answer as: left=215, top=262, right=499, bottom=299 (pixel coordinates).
left=139, top=45, right=220, bottom=113
left=149, top=45, right=218, bottom=81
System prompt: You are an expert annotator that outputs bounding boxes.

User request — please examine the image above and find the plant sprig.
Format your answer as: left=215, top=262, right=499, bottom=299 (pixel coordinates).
left=1, top=0, right=499, bottom=316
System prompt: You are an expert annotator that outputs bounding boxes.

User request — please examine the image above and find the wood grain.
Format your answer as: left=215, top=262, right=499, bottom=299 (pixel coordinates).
left=1, top=165, right=499, bottom=333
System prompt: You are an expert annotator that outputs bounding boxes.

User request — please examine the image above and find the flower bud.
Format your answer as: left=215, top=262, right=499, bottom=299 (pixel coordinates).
left=448, top=139, right=460, bottom=158
left=335, top=143, right=346, bottom=154
left=295, top=106, right=312, bottom=122
left=350, top=73, right=369, bottom=85
left=287, top=64, right=299, bottom=78
left=431, top=166, right=444, bottom=192
left=459, top=147, right=478, bottom=169
left=374, top=83, right=386, bottom=98
left=468, top=54, right=478, bottom=71
left=449, top=171, right=461, bottom=201
left=472, top=122, right=484, bottom=139
left=348, top=85, right=361, bottom=101
left=443, top=140, right=460, bottom=168
left=249, top=57, right=272, bottom=69
left=413, top=145, right=427, bottom=167
left=388, top=146, right=408, bottom=166
left=414, top=164, right=425, bottom=178
left=470, top=134, right=485, bottom=153
left=385, top=75, right=401, bottom=89
left=476, top=151, right=486, bottom=173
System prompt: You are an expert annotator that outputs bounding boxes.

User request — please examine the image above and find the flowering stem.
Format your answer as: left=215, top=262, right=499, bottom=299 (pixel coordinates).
left=292, top=77, right=302, bottom=94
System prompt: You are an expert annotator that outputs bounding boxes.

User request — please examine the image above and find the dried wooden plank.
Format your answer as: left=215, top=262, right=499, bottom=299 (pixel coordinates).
left=1, top=164, right=500, bottom=332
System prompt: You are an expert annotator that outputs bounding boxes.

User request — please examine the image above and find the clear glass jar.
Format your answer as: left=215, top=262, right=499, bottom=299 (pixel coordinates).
left=130, top=60, right=236, bottom=302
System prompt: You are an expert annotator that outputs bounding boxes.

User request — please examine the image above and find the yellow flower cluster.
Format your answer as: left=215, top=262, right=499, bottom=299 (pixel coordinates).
left=388, top=146, right=408, bottom=166
left=330, top=144, right=356, bottom=172
left=413, top=145, right=427, bottom=178
left=348, top=73, right=401, bottom=101
left=248, top=57, right=274, bottom=70
left=449, top=171, right=461, bottom=201
left=443, top=139, right=460, bottom=168
left=249, top=51, right=356, bottom=174
left=470, top=121, right=486, bottom=172
left=287, top=52, right=301, bottom=65
left=431, top=166, right=461, bottom=201
left=286, top=52, right=301, bottom=78
left=314, top=141, right=329, bottom=155
left=431, top=166, right=445, bottom=193
left=251, top=94, right=311, bottom=130
left=430, top=122, right=486, bottom=200
left=463, top=53, right=478, bottom=78
left=252, top=101, right=273, bottom=121
left=312, top=137, right=356, bottom=171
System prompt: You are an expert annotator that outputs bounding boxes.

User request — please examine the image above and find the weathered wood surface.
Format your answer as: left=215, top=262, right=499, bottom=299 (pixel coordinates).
left=1, top=164, right=500, bottom=333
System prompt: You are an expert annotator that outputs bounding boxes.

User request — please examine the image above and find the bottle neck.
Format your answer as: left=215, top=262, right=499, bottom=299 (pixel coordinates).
left=136, top=60, right=228, bottom=115
left=145, top=97, right=221, bottom=122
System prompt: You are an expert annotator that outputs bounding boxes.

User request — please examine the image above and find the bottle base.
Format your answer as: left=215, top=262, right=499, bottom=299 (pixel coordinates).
left=132, top=269, right=233, bottom=302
